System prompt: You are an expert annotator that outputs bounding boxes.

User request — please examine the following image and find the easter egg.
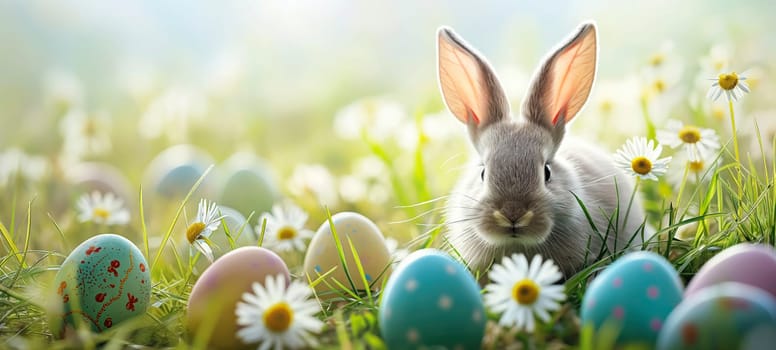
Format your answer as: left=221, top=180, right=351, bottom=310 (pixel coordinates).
left=218, top=152, right=279, bottom=216
left=187, top=246, right=289, bottom=349
left=143, top=144, right=215, bottom=198
left=685, top=243, right=776, bottom=299
left=379, top=249, right=486, bottom=349
left=581, top=251, right=683, bottom=347
left=50, top=234, right=150, bottom=336
left=181, top=206, right=257, bottom=274
left=303, top=212, right=392, bottom=299
left=657, top=282, right=776, bottom=350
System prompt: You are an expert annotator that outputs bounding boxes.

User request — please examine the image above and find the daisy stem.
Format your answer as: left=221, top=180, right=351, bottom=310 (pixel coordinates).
left=675, top=162, right=690, bottom=210
left=728, top=100, right=740, bottom=164
left=640, top=95, right=657, bottom=140
left=620, top=177, right=640, bottom=237
left=728, top=100, right=743, bottom=206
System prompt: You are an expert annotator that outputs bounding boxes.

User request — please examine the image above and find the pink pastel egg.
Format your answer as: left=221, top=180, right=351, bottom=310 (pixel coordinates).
left=685, top=243, right=776, bottom=299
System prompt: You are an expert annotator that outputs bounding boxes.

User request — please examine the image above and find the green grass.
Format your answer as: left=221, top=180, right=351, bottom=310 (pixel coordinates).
left=2, top=122, right=774, bottom=349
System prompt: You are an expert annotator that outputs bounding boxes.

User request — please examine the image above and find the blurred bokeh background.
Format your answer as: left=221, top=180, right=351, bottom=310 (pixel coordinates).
left=1, top=0, right=775, bottom=251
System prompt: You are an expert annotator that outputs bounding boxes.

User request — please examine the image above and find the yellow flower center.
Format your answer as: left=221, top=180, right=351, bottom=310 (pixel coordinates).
left=186, top=222, right=206, bottom=243
left=263, top=302, right=293, bottom=332
left=512, top=279, right=540, bottom=305
left=717, top=72, right=739, bottom=91
left=653, top=79, right=666, bottom=93
left=599, top=100, right=613, bottom=114
left=631, top=156, right=653, bottom=175
left=712, top=107, right=725, bottom=121
left=93, top=208, right=110, bottom=219
left=83, top=119, right=97, bottom=136
left=277, top=226, right=297, bottom=240
left=649, top=53, right=665, bottom=67
left=688, top=160, right=704, bottom=173
left=713, top=60, right=726, bottom=72
left=678, top=125, right=702, bottom=144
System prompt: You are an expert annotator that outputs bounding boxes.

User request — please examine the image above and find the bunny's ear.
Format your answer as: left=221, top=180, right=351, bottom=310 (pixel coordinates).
left=437, top=26, right=510, bottom=140
left=523, top=22, right=598, bottom=144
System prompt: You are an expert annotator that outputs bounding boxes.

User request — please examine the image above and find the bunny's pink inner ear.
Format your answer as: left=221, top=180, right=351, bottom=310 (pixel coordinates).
left=545, top=23, right=597, bottom=125
left=437, top=27, right=507, bottom=126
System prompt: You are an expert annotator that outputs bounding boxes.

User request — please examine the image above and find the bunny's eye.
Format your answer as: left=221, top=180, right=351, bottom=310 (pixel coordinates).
left=481, top=168, right=485, bottom=182
left=544, top=164, right=551, bottom=182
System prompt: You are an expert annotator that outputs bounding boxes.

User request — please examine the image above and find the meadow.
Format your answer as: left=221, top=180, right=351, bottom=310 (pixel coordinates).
left=2, top=1, right=776, bottom=349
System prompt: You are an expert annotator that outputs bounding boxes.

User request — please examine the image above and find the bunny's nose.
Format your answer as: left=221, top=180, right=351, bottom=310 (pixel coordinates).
left=494, top=202, right=534, bottom=228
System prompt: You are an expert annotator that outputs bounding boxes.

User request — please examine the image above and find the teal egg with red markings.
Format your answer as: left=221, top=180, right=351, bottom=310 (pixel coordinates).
left=50, top=234, right=151, bottom=336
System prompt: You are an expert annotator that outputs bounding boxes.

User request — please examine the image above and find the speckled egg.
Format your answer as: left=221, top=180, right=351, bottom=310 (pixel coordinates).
left=180, top=205, right=258, bottom=274
left=657, top=282, right=776, bottom=350
left=379, top=249, right=485, bottom=349
left=50, top=234, right=150, bottom=336
left=581, top=251, right=683, bottom=347
left=143, top=144, right=215, bottom=198
left=217, top=152, right=279, bottom=216
left=187, top=246, right=290, bottom=349
left=685, top=243, right=776, bottom=299
left=303, top=212, right=392, bottom=298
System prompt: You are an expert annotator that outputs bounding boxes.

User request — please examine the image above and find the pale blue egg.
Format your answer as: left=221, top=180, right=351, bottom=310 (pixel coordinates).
left=143, top=144, right=215, bottom=198
left=379, top=249, right=485, bottom=349
left=657, top=282, right=776, bottom=350
left=581, top=251, right=683, bottom=347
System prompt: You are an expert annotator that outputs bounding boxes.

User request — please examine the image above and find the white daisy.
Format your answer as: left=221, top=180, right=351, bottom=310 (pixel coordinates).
left=287, top=164, right=339, bottom=206
left=614, top=137, right=672, bottom=181
left=44, top=69, right=84, bottom=110
left=338, top=156, right=391, bottom=204
left=138, top=87, right=207, bottom=142
left=657, top=119, right=720, bottom=162
left=483, top=254, right=566, bottom=333
left=699, top=44, right=733, bottom=75
left=76, top=191, right=130, bottom=225
left=668, top=151, right=719, bottom=185
left=60, top=109, right=112, bottom=159
left=707, top=71, right=750, bottom=102
left=258, top=203, right=314, bottom=253
left=0, top=148, right=48, bottom=187
left=186, top=198, right=225, bottom=263
left=235, top=274, right=324, bottom=350
left=332, top=97, right=408, bottom=141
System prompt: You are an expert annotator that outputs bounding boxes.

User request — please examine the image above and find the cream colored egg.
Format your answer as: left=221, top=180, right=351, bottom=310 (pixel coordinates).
left=303, top=212, right=392, bottom=299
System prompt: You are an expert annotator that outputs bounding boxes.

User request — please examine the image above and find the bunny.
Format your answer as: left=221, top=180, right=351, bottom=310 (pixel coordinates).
left=438, top=22, right=646, bottom=278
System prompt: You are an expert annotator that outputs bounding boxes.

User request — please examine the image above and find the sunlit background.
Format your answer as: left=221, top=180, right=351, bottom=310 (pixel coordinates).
left=1, top=0, right=775, bottom=250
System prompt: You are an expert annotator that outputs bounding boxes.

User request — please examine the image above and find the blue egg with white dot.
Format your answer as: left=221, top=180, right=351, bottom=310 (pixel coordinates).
left=581, top=251, right=684, bottom=347
left=379, top=249, right=485, bottom=349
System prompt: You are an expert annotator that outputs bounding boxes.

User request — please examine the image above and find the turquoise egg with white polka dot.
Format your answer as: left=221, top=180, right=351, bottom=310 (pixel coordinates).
left=379, top=249, right=485, bottom=349
left=657, top=282, right=776, bottom=350
left=581, top=251, right=683, bottom=347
